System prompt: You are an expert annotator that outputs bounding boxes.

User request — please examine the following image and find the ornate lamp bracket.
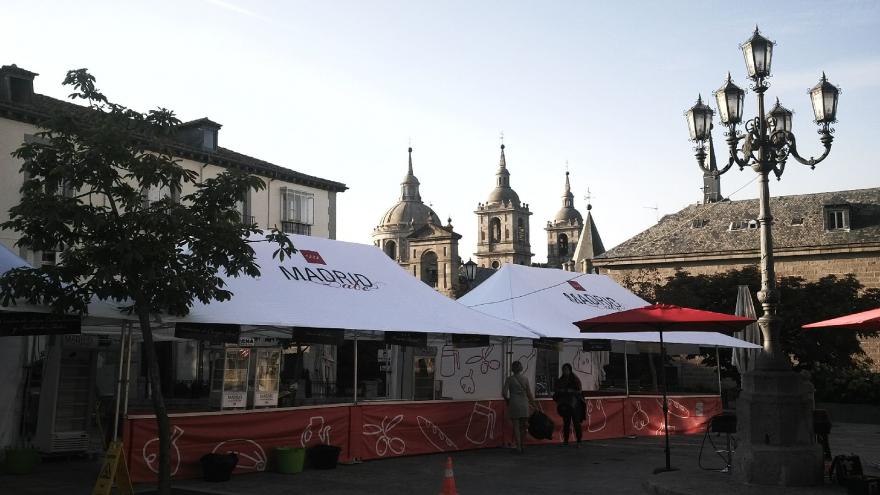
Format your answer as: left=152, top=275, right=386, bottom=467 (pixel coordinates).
left=786, top=128, right=834, bottom=170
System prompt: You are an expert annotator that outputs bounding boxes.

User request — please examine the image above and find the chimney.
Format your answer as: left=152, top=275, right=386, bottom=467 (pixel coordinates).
left=176, top=117, right=221, bottom=152
left=0, top=64, right=38, bottom=104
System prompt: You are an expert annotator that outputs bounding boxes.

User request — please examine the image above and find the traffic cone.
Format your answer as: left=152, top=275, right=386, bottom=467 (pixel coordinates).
left=439, top=456, right=459, bottom=495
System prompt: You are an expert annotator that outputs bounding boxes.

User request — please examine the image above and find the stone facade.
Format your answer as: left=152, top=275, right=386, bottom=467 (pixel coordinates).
left=474, top=144, right=533, bottom=268
left=594, top=188, right=880, bottom=370
left=372, top=148, right=461, bottom=298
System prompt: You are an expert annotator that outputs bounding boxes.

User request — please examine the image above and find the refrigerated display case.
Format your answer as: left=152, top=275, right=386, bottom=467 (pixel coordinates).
left=250, top=348, right=281, bottom=408
left=209, top=347, right=250, bottom=409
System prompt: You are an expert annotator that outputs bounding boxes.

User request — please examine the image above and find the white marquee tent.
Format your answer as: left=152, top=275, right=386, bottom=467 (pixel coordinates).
left=459, top=264, right=761, bottom=349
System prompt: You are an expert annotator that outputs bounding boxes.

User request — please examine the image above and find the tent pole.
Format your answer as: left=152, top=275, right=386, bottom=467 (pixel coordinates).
left=111, top=321, right=128, bottom=442
left=353, top=335, right=358, bottom=405
left=715, top=346, right=722, bottom=398
left=623, top=341, right=630, bottom=397
left=122, top=321, right=133, bottom=418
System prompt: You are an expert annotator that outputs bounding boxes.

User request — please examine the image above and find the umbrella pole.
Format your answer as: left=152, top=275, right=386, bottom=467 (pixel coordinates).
left=623, top=342, right=630, bottom=397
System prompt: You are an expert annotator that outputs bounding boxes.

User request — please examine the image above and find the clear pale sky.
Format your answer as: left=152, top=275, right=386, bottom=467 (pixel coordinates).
left=3, top=0, right=878, bottom=261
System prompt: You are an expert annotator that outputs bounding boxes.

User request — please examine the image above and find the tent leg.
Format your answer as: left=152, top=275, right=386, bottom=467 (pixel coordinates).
left=353, top=335, right=358, bottom=405
left=623, top=342, right=630, bottom=397
left=715, top=346, right=722, bottom=398
left=111, top=322, right=129, bottom=442
left=122, top=322, right=133, bottom=419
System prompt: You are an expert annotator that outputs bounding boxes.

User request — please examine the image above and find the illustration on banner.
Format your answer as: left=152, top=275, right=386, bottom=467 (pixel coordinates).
left=465, top=345, right=501, bottom=374
left=465, top=402, right=496, bottom=445
left=417, top=416, right=459, bottom=451
left=572, top=350, right=593, bottom=375
left=459, top=369, right=476, bottom=394
left=440, top=345, right=460, bottom=377
left=363, top=414, right=406, bottom=456
left=656, top=398, right=691, bottom=419
left=301, top=416, right=332, bottom=447
left=212, top=439, right=267, bottom=471
left=143, top=425, right=183, bottom=476
left=516, top=349, right=536, bottom=373
left=631, top=400, right=649, bottom=431
left=586, top=399, right=607, bottom=432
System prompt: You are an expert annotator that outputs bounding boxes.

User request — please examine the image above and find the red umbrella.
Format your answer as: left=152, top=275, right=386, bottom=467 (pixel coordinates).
left=802, top=307, right=880, bottom=332
left=574, top=304, right=756, bottom=473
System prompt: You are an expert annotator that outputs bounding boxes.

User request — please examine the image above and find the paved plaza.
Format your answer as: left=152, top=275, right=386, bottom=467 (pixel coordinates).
left=2, top=422, right=877, bottom=495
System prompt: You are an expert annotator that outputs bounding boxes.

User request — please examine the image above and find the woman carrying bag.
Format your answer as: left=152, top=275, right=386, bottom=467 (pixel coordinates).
left=502, top=360, right=537, bottom=454
left=554, top=363, right=585, bottom=446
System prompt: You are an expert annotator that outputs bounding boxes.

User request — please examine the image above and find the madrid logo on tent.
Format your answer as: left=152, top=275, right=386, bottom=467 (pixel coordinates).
left=278, top=250, right=377, bottom=292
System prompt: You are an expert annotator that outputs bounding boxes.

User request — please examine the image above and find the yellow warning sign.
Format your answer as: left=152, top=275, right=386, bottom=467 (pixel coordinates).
left=92, top=440, right=133, bottom=495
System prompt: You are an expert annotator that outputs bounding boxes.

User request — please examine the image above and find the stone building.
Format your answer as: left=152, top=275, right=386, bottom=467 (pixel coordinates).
left=545, top=171, right=583, bottom=268
left=372, top=147, right=461, bottom=298
left=592, top=187, right=880, bottom=368
left=570, top=201, right=606, bottom=273
left=474, top=144, right=533, bottom=268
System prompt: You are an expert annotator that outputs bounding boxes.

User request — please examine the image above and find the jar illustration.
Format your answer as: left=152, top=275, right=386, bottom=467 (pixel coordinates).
left=465, top=402, right=496, bottom=445
left=143, top=425, right=183, bottom=476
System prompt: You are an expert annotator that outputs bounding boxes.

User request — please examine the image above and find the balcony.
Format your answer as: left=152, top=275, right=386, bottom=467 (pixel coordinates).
left=281, top=221, right=311, bottom=236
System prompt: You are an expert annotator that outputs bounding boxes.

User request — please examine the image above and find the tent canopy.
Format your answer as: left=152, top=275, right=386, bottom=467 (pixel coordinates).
left=165, top=234, right=537, bottom=338
left=459, top=264, right=761, bottom=348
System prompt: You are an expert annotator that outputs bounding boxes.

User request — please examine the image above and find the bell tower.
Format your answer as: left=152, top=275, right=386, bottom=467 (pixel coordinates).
left=474, top=143, right=533, bottom=268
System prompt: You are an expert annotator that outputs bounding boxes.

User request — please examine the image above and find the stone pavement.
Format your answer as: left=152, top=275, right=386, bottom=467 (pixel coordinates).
left=2, top=422, right=877, bottom=495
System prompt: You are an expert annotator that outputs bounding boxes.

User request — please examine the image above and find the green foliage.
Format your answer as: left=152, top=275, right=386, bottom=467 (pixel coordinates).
left=811, top=363, right=880, bottom=404
left=0, top=69, right=296, bottom=493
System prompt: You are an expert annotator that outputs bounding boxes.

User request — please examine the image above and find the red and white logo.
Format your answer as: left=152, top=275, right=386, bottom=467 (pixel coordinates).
left=301, top=250, right=326, bottom=265
left=567, top=280, right=586, bottom=291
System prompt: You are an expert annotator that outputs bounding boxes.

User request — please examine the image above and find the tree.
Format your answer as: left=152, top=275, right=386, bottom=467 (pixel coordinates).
left=0, top=69, right=294, bottom=494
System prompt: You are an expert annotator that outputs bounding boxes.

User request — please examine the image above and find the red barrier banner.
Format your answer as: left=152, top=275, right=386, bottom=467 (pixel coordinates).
left=623, top=396, right=721, bottom=437
left=520, top=398, right=626, bottom=445
left=355, top=401, right=506, bottom=461
left=125, top=405, right=350, bottom=483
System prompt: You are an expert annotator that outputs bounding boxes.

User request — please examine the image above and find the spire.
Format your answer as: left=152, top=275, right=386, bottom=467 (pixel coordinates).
left=499, top=143, right=507, bottom=170
left=562, top=171, right=574, bottom=208
left=401, top=146, right=421, bottom=201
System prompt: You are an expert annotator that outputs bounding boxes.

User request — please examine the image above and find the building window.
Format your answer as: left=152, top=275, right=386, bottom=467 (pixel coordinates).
left=384, top=240, right=397, bottom=260
left=518, top=218, right=525, bottom=242
left=558, top=233, right=569, bottom=256
left=143, top=183, right=180, bottom=205
left=281, top=188, right=314, bottom=235
left=691, top=219, right=708, bottom=229
left=826, top=208, right=849, bottom=231
left=236, top=189, right=253, bottom=224
left=729, top=219, right=757, bottom=231
left=489, top=218, right=501, bottom=243
left=491, top=260, right=500, bottom=269
left=420, top=251, right=438, bottom=288
left=791, top=217, right=804, bottom=226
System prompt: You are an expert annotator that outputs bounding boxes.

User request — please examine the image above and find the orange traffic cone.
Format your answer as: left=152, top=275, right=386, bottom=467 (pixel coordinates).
left=439, top=456, right=459, bottom=495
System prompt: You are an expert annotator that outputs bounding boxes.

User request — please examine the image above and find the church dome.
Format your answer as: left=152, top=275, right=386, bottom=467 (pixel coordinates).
left=551, top=171, right=582, bottom=224
left=379, top=200, right=441, bottom=228
left=485, top=144, right=522, bottom=207
left=376, top=147, right=442, bottom=229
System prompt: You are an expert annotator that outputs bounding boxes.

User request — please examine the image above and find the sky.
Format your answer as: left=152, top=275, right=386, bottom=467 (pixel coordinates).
left=3, top=0, right=879, bottom=261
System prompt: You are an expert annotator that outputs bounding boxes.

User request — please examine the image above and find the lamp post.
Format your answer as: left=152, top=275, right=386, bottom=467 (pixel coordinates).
left=685, top=28, right=840, bottom=486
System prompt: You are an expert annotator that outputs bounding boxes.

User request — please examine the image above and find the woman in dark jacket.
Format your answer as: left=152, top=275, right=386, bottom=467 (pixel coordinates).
left=554, top=363, right=585, bottom=446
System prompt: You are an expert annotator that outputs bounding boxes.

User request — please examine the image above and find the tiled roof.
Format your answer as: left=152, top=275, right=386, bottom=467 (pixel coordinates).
left=596, top=187, right=880, bottom=260
left=0, top=93, right=347, bottom=193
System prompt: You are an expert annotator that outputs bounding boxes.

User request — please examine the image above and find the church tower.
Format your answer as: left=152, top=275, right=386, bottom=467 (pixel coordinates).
left=545, top=171, right=584, bottom=268
left=474, top=144, right=533, bottom=268
left=373, top=147, right=461, bottom=298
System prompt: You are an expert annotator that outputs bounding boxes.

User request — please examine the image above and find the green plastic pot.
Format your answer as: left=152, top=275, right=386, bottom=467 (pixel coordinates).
left=3, top=447, right=40, bottom=475
left=275, top=447, right=305, bottom=474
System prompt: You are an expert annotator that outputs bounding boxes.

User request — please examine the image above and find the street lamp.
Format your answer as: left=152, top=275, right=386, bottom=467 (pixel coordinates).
left=462, top=258, right=477, bottom=282
left=685, top=28, right=840, bottom=486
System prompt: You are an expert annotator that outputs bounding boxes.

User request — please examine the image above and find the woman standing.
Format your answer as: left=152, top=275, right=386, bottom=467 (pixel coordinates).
left=502, top=360, right=536, bottom=453
left=554, top=363, right=585, bottom=446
